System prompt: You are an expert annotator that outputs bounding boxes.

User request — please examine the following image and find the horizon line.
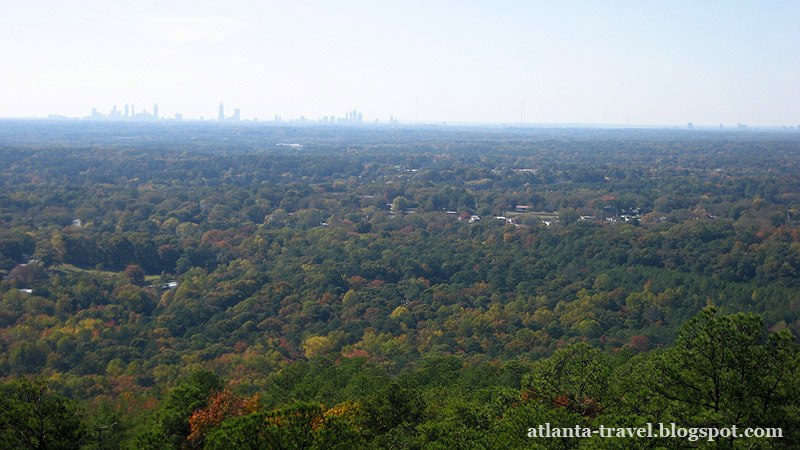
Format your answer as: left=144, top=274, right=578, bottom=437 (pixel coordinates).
left=2, top=116, right=799, bottom=131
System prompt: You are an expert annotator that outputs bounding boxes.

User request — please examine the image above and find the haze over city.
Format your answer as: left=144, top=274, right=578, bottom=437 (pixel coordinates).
left=2, top=0, right=798, bottom=126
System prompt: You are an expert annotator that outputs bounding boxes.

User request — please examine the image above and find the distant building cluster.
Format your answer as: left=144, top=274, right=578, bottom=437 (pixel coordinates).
left=83, top=104, right=404, bottom=125
left=218, top=103, right=240, bottom=122
left=331, top=109, right=363, bottom=124
left=89, top=104, right=163, bottom=121
left=270, top=108, right=399, bottom=126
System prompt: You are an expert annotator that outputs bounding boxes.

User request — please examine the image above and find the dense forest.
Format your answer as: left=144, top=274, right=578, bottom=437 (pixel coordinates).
left=1, top=120, right=799, bottom=449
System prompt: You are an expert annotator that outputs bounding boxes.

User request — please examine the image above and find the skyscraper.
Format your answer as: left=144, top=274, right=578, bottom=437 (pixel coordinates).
left=154, top=104, right=159, bottom=120
left=219, top=103, right=225, bottom=121
left=233, top=108, right=240, bottom=121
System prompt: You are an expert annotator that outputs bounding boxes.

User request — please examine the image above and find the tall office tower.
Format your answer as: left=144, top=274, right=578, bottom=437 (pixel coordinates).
left=687, top=122, right=693, bottom=130
left=154, top=104, right=159, bottom=120
left=357, top=112, right=362, bottom=123
left=131, top=105, right=135, bottom=118
left=219, top=103, right=225, bottom=121
left=112, top=105, right=118, bottom=118
left=233, top=108, right=240, bottom=121
left=125, top=104, right=129, bottom=118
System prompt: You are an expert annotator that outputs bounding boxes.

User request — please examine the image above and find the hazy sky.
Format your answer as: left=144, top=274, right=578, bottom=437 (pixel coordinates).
left=2, top=0, right=798, bottom=125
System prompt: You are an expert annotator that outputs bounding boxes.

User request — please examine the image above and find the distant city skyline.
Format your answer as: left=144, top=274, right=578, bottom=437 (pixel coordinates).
left=76, top=103, right=400, bottom=125
left=44, top=103, right=798, bottom=131
left=28, top=99, right=800, bottom=130
left=2, top=1, right=798, bottom=126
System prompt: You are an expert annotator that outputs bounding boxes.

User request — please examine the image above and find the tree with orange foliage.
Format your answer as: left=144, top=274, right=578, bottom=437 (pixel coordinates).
left=187, top=389, right=259, bottom=448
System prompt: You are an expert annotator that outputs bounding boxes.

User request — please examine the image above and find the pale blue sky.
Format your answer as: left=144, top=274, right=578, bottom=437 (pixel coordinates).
left=1, top=0, right=798, bottom=125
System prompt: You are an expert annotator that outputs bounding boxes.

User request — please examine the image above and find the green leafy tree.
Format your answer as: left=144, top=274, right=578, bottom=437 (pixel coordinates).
left=522, top=343, right=614, bottom=418
left=0, top=378, right=89, bottom=450
left=359, top=382, right=426, bottom=449
left=205, top=402, right=360, bottom=450
left=645, top=308, right=800, bottom=448
left=136, top=369, right=222, bottom=450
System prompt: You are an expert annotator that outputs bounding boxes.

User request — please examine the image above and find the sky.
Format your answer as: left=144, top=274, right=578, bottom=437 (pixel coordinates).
left=1, top=0, right=798, bottom=126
